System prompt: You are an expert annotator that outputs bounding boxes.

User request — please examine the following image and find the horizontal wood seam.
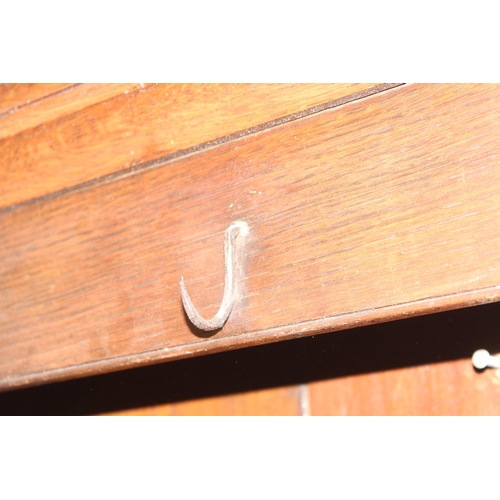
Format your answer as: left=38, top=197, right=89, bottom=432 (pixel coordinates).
left=0, top=83, right=81, bottom=119
left=0, top=83, right=404, bottom=214
left=3, top=282, right=498, bottom=392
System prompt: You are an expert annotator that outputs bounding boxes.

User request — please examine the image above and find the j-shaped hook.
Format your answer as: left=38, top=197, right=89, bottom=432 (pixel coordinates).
left=180, top=221, right=248, bottom=331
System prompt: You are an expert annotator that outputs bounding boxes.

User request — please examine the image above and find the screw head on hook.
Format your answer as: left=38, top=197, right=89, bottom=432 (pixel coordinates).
left=472, top=349, right=500, bottom=370
left=472, top=349, right=491, bottom=369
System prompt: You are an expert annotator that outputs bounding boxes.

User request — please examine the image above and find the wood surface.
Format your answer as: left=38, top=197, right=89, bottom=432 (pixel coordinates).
left=1, top=84, right=500, bottom=391
left=308, top=358, right=500, bottom=415
left=0, top=83, right=74, bottom=115
left=103, top=386, right=303, bottom=416
left=0, top=83, right=392, bottom=208
left=2, top=301, right=499, bottom=415
left=0, top=83, right=136, bottom=140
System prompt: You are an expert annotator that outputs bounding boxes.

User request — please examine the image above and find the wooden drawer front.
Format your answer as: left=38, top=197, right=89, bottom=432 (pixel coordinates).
left=0, top=83, right=385, bottom=208
left=1, top=84, right=500, bottom=390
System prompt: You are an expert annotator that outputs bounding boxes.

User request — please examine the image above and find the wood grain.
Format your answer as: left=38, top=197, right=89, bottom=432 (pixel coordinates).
left=308, top=358, right=500, bottom=415
left=102, top=386, right=303, bottom=416
left=0, top=83, right=136, bottom=140
left=2, top=84, right=500, bottom=390
left=0, top=83, right=392, bottom=209
left=0, top=83, right=74, bottom=115
left=3, top=301, right=500, bottom=415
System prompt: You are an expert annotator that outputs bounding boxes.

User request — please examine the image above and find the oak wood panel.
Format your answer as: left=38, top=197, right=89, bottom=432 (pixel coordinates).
left=2, top=84, right=500, bottom=390
left=0, top=83, right=392, bottom=209
left=103, top=386, right=302, bottom=416
left=0, top=83, right=137, bottom=140
left=0, top=83, right=74, bottom=115
left=308, top=358, right=500, bottom=415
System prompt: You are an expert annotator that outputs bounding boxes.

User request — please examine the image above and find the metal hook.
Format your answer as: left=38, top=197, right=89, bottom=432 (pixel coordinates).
left=180, top=221, right=248, bottom=331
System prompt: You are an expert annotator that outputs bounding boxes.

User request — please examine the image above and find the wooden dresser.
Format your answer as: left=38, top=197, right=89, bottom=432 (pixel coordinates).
left=1, top=83, right=500, bottom=415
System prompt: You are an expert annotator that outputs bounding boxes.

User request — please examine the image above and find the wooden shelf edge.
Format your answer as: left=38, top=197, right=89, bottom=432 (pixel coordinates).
left=3, top=284, right=499, bottom=392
